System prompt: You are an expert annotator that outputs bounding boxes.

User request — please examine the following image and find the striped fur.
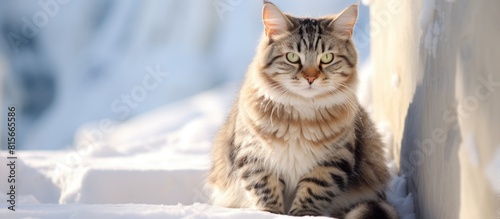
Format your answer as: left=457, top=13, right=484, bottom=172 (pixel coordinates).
left=208, top=2, right=398, bottom=219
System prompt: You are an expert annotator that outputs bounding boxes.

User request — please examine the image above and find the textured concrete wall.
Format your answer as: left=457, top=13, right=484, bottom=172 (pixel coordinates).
left=370, top=0, right=500, bottom=218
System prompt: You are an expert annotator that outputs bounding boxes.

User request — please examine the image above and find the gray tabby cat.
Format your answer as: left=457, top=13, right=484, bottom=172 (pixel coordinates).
left=208, top=2, right=398, bottom=218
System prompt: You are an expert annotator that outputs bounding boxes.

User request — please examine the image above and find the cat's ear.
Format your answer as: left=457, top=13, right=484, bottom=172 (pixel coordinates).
left=330, top=4, right=358, bottom=39
left=262, top=2, right=293, bottom=38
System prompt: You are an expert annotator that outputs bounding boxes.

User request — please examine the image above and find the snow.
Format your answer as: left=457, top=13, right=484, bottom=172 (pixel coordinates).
left=419, top=0, right=436, bottom=31
left=0, top=82, right=415, bottom=218
left=463, top=134, right=480, bottom=167
left=386, top=176, right=416, bottom=219
left=391, top=73, right=400, bottom=90
left=0, top=204, right=311, bottom=219
left=361, top=0, right=372, bottom=6
left=419, top=0, right=441, bottom=58
left=423, top=20, right=440, bottom=58
left=485, top=147, right=500, bottom=193
left=357, top=59, right=373, bottom=113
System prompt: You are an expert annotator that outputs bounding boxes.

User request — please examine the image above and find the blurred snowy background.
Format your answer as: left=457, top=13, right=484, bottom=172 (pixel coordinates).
left=0, top=0, right=371, bottom=150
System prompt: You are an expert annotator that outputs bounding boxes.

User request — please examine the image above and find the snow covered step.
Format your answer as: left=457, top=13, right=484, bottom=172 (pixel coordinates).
left=0, top=203, right=327, bottom=219
left=59, top=168, right=207, bottom=205
left=0, top=151, right=211, bottom=205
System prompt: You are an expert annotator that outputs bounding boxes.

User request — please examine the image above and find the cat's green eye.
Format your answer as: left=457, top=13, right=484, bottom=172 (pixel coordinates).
left=321, top=53, right=334, bottom=64
left=286, top=52, right=300, bottom=63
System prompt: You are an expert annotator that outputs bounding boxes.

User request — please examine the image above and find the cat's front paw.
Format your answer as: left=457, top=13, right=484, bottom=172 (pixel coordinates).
left=289, top=208, right=322, bottom=216
left=261, top=207, right=285, bottom=215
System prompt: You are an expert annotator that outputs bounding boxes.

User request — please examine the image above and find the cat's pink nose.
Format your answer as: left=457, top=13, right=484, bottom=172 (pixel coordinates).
left=305, top=76, right=317, bottom=84
left=303, top=68, right=319, bottom=84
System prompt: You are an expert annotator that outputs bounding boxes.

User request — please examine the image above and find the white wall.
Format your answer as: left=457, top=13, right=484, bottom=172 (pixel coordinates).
left=370, top=0, right=500, bottom=218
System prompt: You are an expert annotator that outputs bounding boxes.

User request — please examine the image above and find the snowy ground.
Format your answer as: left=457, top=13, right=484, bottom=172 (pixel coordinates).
left=0, top=82, right=415, bottom=219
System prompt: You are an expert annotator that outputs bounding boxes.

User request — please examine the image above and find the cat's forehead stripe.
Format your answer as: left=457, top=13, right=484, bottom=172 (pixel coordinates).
left=295, top=18, right=326, bottom=52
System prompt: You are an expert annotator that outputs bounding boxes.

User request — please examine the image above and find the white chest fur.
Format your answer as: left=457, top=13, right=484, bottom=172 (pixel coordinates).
left=260, top=137, right=329, bottom=196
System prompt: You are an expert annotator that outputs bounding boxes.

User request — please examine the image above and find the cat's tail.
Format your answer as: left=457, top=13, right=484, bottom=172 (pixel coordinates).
left=343, top=200, right=399, bottom=219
